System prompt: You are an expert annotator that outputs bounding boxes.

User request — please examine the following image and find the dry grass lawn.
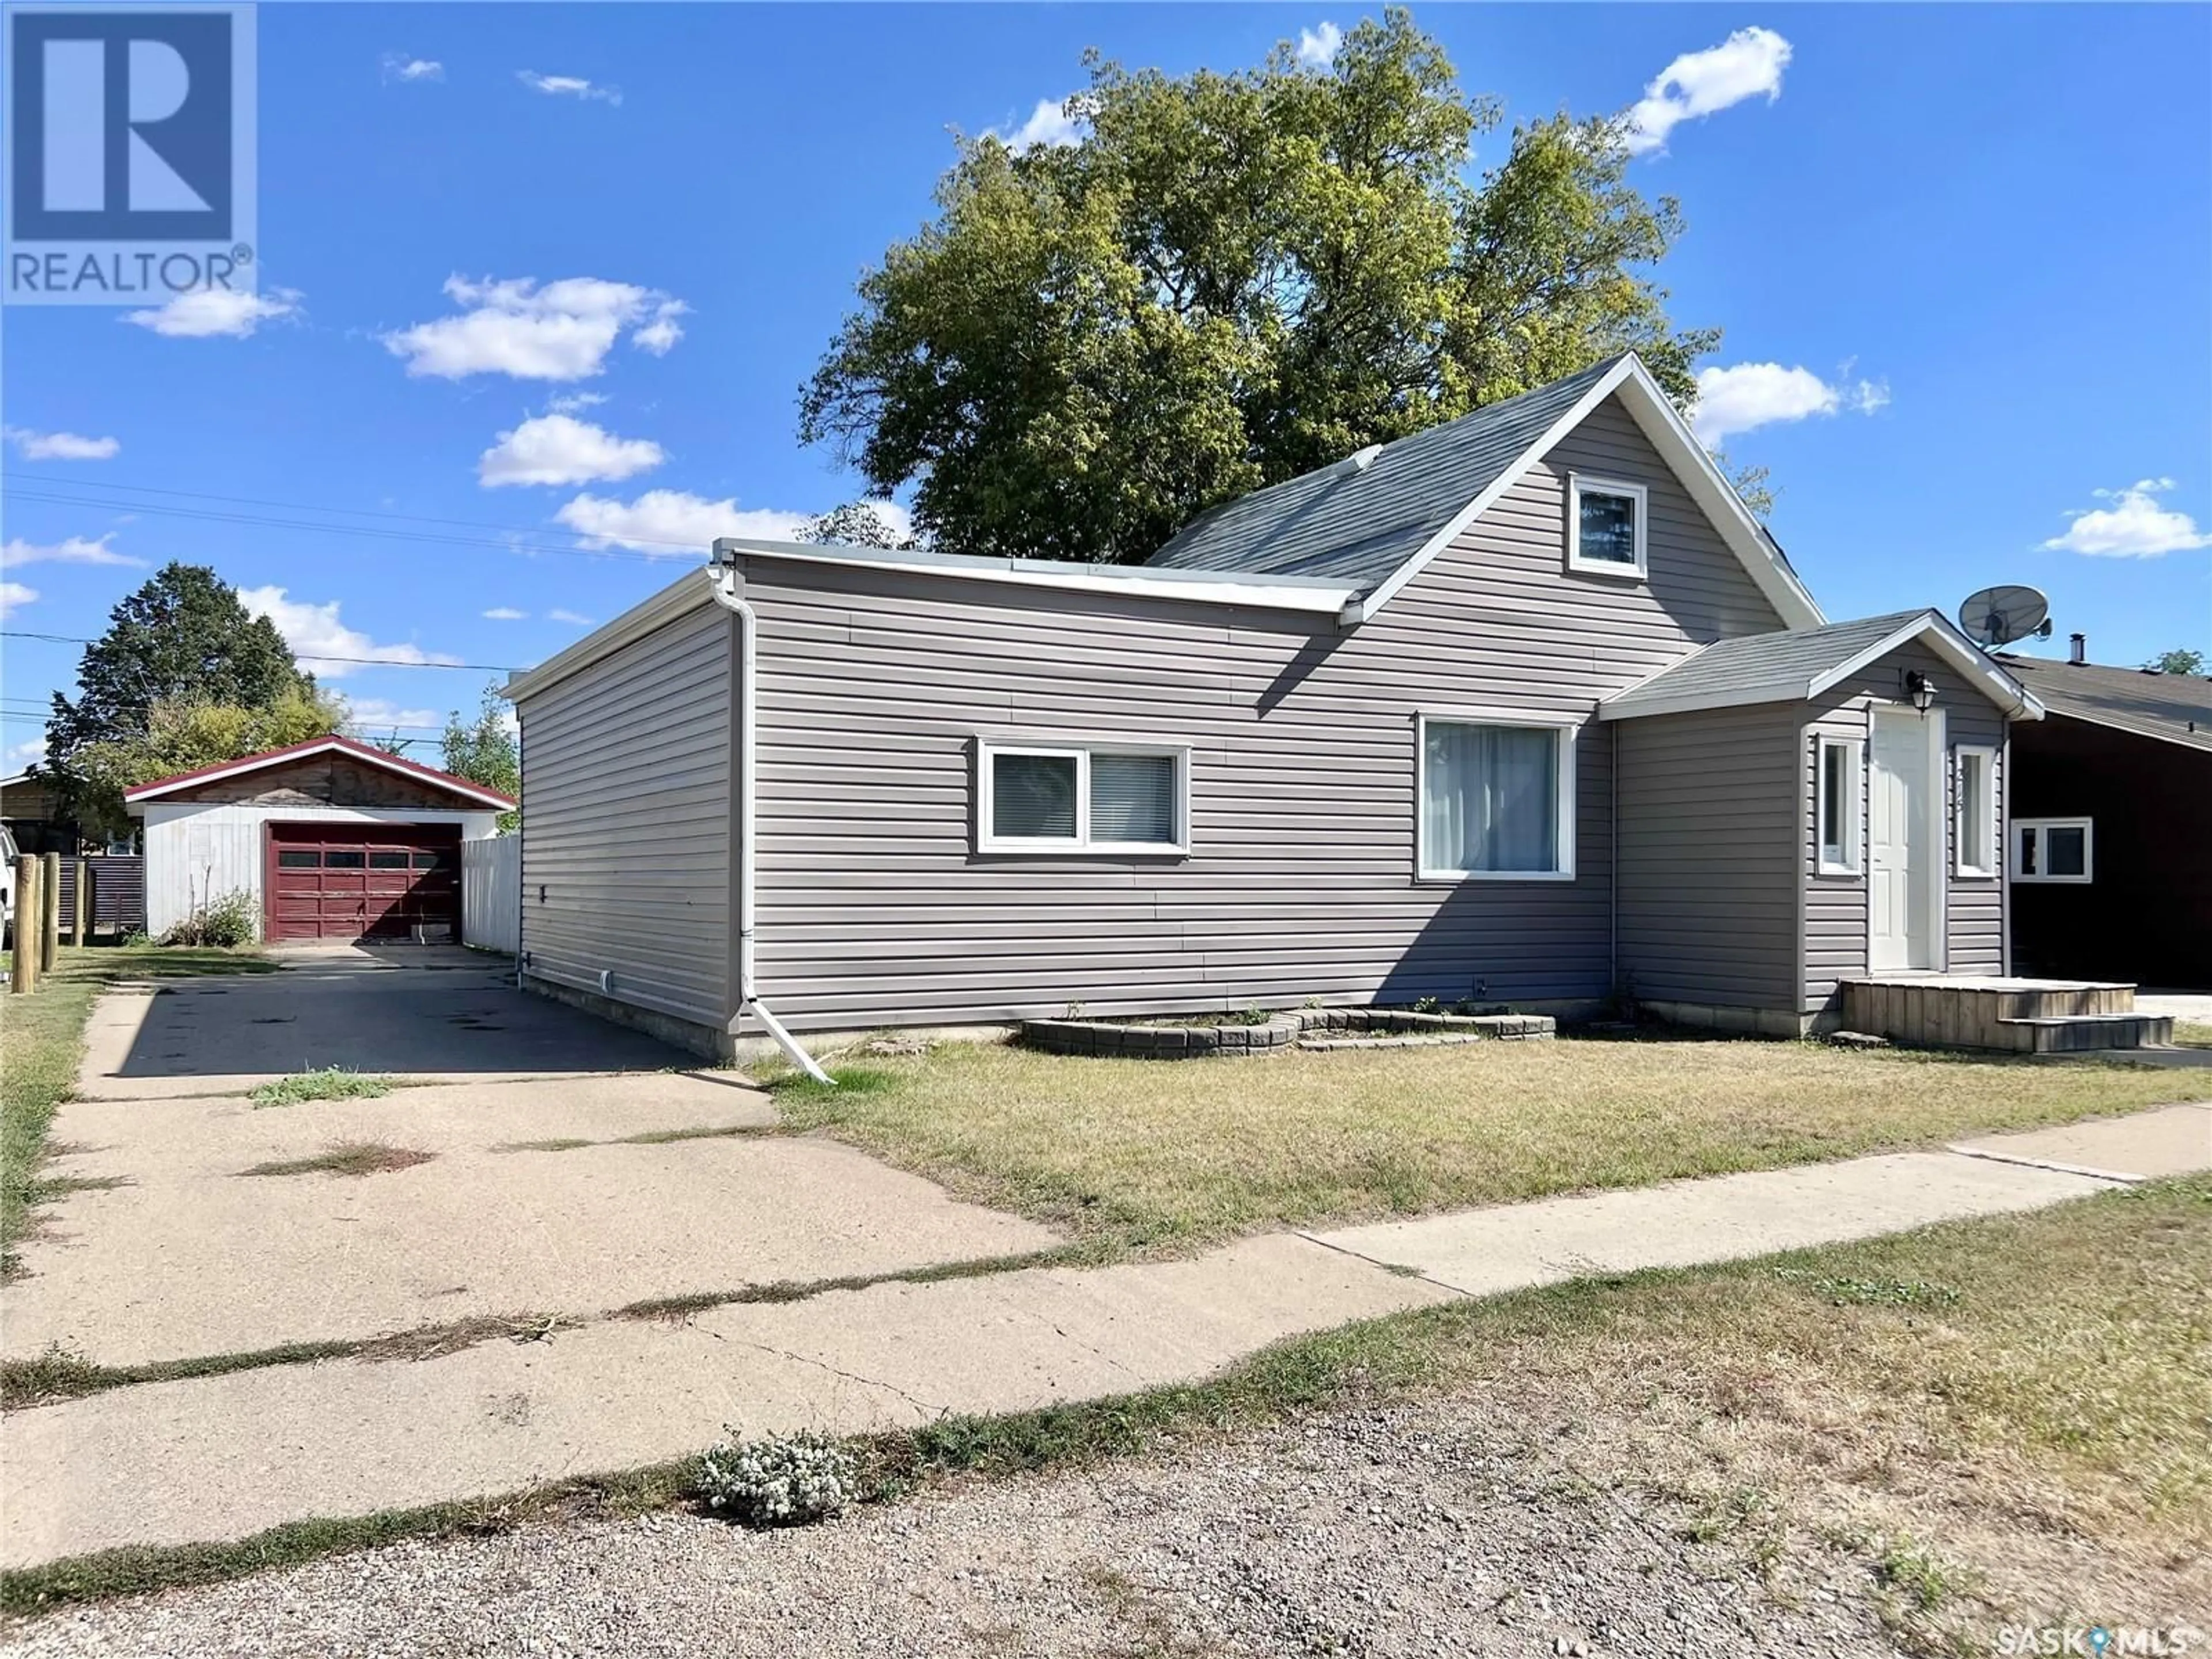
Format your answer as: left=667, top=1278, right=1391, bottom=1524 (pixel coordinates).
left=1429, top=1176, right=2212, bottom=1651
left=772, top=1036, right=2199, bottom=1246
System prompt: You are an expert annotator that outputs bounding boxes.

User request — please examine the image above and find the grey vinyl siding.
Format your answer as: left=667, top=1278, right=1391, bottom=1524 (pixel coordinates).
left=743, top=392, right=1792, bottom=1032
left=518, top=601, right=734, bottom=1028
left=1613, top=704, right=1800, bottom=1011
left=1808, top=639, right=2008, bottom=980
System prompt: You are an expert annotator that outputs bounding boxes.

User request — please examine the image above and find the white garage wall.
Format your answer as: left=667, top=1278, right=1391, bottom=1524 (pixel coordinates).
left=139, top=804, right=501, bottom=938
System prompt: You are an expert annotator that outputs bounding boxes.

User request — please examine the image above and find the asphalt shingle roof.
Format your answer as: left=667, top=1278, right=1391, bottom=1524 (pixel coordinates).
left=1145, top=357, right=1627, bottom=590
left=1602, top=611, right=1934, bottom=716
left=1994, top=654, right=2212, bottom=753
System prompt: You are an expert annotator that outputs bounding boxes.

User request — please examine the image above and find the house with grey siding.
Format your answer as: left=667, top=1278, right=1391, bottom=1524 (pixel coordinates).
left=505, top=352, right=2117, bottom=1062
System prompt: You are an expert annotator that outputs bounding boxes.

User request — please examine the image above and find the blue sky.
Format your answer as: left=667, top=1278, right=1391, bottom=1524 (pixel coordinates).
left=5, top=3, right=2209, bottom=767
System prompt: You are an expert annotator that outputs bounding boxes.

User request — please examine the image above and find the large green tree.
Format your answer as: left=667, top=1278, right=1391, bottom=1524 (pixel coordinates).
left=44, top=563, right=327, bottom=832
left=801, top=9, right=1714, bottom=565
left=441, top=687, right=520, bottom=832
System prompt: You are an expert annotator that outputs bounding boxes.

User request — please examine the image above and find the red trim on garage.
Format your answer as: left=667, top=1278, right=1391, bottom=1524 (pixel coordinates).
left=126, top=735, right=515, bottom=809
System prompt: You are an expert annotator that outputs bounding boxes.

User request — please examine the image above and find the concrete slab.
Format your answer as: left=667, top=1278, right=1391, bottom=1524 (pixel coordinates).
left=0, top=1234, right=1453, bottom=1567
left=1304, top=1152, right=2114, bottom=1298
left=78, top=953, right=693, bottom=1101
left=2137, top=993, right=2212, bottom=1022
left=1951, top=1101, right=2212, bottom=1181
left=0, top=1133, right=1059, bottom=1367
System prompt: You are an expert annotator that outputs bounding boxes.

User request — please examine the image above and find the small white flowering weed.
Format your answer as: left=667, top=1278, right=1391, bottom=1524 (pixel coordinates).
left=696, top=1427, right=857, bottom=1527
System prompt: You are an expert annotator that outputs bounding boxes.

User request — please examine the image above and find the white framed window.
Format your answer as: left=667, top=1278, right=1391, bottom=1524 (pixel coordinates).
left=1416, top=713, right=1577, bottom=881
left=975, top=738, right=1190, bottom=855
left=1954, top=747, right=1997, bottom=878
left=2013, top=817, right=2092, bottom=884
left=1816, top=735, right=1863, bottom=875
left=1567, top=473, right=1649, bottom=578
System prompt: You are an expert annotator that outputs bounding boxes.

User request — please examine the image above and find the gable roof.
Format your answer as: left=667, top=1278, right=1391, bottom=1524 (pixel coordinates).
left=1148, top=353, right=1825, bottom=630
left=123, top=734, right=517, bottom=809
left=1599, top=609, right=2044, bottom=722
left=1993, top=653, right=2212, bottom=754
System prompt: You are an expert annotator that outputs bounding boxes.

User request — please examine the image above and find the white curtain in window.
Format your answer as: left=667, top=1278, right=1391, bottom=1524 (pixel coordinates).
left=1090, top=753, right=1176, bottom=844
left=1423, top=724, right=1558, bottom=872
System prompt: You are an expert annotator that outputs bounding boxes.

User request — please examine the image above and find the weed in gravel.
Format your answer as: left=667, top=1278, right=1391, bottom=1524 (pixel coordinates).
left=248, top=1069, right=397, bottom=1108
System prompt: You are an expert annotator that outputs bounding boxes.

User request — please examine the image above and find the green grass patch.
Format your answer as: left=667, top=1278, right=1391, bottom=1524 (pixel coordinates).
left=2174, top=1020, right=2212, bottom=1050
left=2, top=945, right=270, bottom=1275
left=766, top=1036, right=2198, bottom=1247
left=248, top=1069, right=397, bottom=1109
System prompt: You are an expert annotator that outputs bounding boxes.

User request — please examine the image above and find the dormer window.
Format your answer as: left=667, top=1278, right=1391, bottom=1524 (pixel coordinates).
left=1567, top=474, right=1648, bottom=578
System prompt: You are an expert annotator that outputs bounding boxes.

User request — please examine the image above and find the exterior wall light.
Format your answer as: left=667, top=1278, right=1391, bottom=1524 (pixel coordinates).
left=1904, top=669, right=1938, bottom=715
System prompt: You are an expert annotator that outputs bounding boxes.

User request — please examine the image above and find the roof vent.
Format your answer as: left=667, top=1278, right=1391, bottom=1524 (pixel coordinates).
left=1330, top=444, right=1384, bottom=478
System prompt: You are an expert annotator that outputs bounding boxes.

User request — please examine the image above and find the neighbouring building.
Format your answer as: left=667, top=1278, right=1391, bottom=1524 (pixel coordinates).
left=1995, top=647, right=2211, bottom=987
left=502, top=353, right=2085, bottom=1060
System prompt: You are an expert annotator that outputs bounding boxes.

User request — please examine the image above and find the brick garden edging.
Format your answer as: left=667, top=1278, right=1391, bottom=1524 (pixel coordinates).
left=1016, top=1007, right=1555, bottom=1059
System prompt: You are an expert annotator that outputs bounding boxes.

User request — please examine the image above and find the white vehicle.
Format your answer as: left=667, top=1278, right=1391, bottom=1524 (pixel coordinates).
left=0, top=824, right=16, bottom=947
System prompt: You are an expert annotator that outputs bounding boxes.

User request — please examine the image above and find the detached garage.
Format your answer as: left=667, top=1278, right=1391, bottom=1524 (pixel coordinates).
left=125, top=736, right=513, bottom=944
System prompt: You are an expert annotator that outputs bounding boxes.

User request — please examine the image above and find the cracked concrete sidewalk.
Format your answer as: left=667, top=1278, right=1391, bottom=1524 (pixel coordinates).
left=6, top=1103, right=2203, bottom=1570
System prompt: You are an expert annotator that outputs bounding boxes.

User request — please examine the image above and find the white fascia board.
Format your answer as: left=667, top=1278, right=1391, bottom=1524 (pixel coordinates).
left=725, top=537, right=1358, bottom=616
left=1809, top=611, right=2044, bottom=719
left=1347, top=356, right=1827, bottom=632
left=502, top=570, right=718, bottom=703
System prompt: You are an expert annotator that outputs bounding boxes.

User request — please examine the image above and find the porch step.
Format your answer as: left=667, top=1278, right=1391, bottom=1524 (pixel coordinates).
left=1998, top=1014, right=2177, bottom=1055
left=1840, top=978, right=2157, bottom=1052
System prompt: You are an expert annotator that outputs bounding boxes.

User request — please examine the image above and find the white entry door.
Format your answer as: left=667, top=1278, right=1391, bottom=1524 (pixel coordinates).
left=1868, top=709, right=1936, bottom=971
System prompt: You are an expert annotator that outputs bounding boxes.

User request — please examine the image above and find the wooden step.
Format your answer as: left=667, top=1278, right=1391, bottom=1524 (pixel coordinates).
left=1997, top=1014, right=2177, bottom=1054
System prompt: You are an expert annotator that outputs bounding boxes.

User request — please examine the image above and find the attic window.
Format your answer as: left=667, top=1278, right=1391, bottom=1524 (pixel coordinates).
left=1567, top=474, right=1648, bottom=578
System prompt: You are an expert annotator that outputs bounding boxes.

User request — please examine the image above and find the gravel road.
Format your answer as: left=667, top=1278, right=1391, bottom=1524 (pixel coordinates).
left=6, top=1396, right=1904, bottom=1658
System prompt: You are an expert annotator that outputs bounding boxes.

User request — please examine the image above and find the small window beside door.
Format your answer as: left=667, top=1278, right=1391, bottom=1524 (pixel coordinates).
left=1816, top=736, right=1863, bottom=875
left=1954, top=748, right=1997, bottom=878
left=2013, top=817, right=2092, bottom=884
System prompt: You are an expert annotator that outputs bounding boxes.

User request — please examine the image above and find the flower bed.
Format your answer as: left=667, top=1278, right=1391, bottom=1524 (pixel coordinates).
left=1017, top=1007, right=1555, bottom=1059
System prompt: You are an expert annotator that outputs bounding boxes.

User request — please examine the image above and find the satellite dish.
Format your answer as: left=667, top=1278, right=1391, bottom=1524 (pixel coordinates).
left=1958, top=584, right=2052, bottom=649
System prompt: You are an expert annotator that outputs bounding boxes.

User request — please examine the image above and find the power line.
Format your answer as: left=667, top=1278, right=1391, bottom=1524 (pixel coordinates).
left=1, top=630, right=519, bottom=672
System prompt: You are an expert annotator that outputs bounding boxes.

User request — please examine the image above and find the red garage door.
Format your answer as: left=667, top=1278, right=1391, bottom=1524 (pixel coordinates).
left=266, top=824, right=461, bottom=943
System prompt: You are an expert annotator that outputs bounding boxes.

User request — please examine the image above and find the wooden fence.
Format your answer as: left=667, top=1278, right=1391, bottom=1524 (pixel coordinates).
left=56, top=855, right=147, bottom=938
left=461, top=835, right=520, bottom=954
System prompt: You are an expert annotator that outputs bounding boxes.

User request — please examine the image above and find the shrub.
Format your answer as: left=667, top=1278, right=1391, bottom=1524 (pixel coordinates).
left=159, top=889, right=258, bottom=948
left=696, top=1427, right=856, bottom=1527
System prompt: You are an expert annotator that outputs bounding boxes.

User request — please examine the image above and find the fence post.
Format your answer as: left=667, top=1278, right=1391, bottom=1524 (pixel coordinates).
left=12, top=857, right=41, bottom=994
left=39, top=851, right=62, bottom=972
left=71, top=859, right=89, bottom=945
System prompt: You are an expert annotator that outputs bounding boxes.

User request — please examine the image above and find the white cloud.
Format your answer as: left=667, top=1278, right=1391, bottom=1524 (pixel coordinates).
left=1296, top=21, right=1343, bottom=69
left=517, top=69, right=621, bottom=105
left=555, top=490, right=812, bottom=556
left=547, top=608, right=597, bottom=626
left=235, top=586, right=464, bottom=679
left=345, top=697, right=444, bottom=730
left=6, top=736, right=49, bottom=767
left=0, top=582, right=37, bottom=619
left=547, top=391, right=605, bottom=414
left=631, top=298, right=688, bottom=356
left=1, top=533, right=143, bottom=570
left=5, top=427, right=119, bottom=461
left=482, top=606, right=528, bottom=621
left=383, top=275, right=685, bottom=381
left=2040, top=478, right=2212, bottom=558
left=990, top=95, right=1090, bottom=152
left=478, top=412, right=665, bottom=488
left=381, top=54, right=443, bottom=82
left=1625, top=26, right=1792, bottom=157
left=123, top=286, right=301, bottom=338
left=1690, top=362, right=1888, bottom=445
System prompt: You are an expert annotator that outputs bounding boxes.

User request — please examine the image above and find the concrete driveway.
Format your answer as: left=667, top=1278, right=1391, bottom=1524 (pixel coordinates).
left=6, top=948, right=1057, bottom=1366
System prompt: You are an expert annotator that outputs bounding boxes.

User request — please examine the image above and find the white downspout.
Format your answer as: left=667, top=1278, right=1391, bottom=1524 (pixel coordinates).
left=708, top=541, right=834, bottom=1085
